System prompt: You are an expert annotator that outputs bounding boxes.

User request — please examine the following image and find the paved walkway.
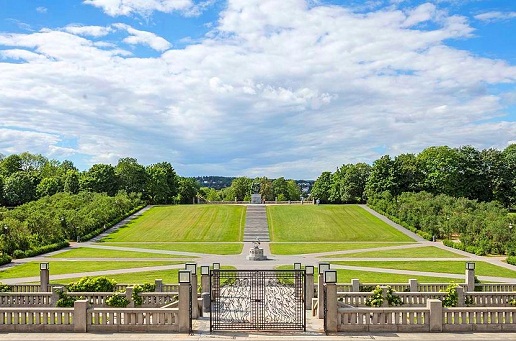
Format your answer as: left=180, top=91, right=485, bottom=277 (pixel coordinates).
left=243, top=205, right=270, bottom=242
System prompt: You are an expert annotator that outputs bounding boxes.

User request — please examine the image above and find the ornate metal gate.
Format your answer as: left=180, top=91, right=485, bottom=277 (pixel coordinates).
left=210, top=269, right=306, bottom=331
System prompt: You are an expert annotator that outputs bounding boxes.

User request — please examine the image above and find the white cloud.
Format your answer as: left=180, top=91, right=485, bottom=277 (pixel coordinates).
left=36, top=7, right=48, bottom=14
left=83, top=0, right=194, bottom=17
left=113, top=23, right=171, bottom=51
left=0, top=0, right=515, bottom=178
left=64, top=25, right=113, bottom=37
left=475, top=11, right=516, bottom=22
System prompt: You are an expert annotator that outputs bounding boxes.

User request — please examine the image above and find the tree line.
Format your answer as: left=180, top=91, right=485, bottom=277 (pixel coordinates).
left=0, top=153, right=199, bottom=206
left=311, top=144, right=516, bottom=208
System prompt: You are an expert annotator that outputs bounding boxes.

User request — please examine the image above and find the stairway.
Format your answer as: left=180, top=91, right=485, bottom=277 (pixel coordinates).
left=243, top=205, right=270, bottom=242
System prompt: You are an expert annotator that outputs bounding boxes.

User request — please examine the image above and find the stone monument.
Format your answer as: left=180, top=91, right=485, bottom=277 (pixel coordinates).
left=250, top=182, right=262, bottom=204
left=247, top=239, right=267, bottom=261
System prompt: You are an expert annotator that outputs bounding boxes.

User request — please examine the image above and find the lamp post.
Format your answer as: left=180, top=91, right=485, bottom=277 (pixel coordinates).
left=40, top=262, right=50, bottom=292
left=465, top=262, right=475, bottom=292
left=178, top=270, right=191, bottom=333
left=318, top=262, right=330, bottom=319
left=305, top=265, right=315, bottom=310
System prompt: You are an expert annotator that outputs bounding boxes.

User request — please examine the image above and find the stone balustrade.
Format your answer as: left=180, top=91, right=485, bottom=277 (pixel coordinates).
left=0, top=307, right=75, bottom=332
left=443, top=307, right=516, bottom=332
left=465, top=292, right=516, bottom=307
left=139, top=292, right=179, bottom=308
left=337, top=306, right=430, bottom=332
left=0, top=292, right=53, bottom=307
left=88, top=307, right=180, bottom=332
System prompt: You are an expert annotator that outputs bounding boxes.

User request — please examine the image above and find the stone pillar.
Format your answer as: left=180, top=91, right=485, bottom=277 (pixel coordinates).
left=125, top=286, right=134, bottom=308
left=74, top=299, right=89, bottom=332
left=456, top=285, right=464, bottom=307
left=202, top=292, right=210, bottom=314
left=155, top=279, right=163, bottom=292
left=465, top=268, right=475, bottom=292
left=275, top=197, right=278, bottom=204
left=178, top=282, right=191, bottom=333
left=427, top=299, right=443, bottom=332
left=201, top=273, right=210, bottom=295
left=351, top=279, right=360, bottom=292
left=318, top=273, right=325, bottom=319
left=52, top=286, right=64, bottom=307
left=191, top=273, right=199, bottom=318
left=325, top=283, right=338, bottom=333
left=306, top=273, right=314, bottom=310
left=40, top=268, right=49, bottom=292
left=409, top=279, right=418, bottom=292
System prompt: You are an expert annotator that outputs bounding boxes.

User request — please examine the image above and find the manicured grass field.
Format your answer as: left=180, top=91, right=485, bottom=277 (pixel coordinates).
left=331, top=261, right=516, bottom=278
left=49, top=247, right=196, bottom=259
left=267, top=205, right=414, bottom=242
left=270, top=242, right=413, bottom=255
left=102, top=205, right=246, bottom=242
left=324, top=246, right=464, bottom=258
left=0, top=261, right=183, bottom=279
left=48, top=266, right=236, bottom=285
left=100, top=242, right=243, bottom=255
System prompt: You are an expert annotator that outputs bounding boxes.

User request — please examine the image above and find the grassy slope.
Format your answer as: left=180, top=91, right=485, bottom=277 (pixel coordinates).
left=324, top=246, right=464, bottom=258
left=101, top=205, right=246, bottom=242
left=0, top=261, right=182, bottom=279
left=49, top=247, right=195, bottom=259
left=270, top=242, right=412, bottom=255
left=332, top=260, right=516, bottom=278
left=99, top=242, right=243, bottom=255
left=267, top=205, right=414, bottom=242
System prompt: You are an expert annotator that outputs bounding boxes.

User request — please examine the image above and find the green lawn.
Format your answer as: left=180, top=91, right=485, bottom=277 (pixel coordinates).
left=267, top=205, right=414, bottom=242
left=0, top=261, right=183, bottom=279
left=332, top=261, right=516, bottom=278
left=275, top=265, right=455, bottom=283
left=270, top=242, right=413, bottom=255
left=101, top=205, right=246, bottom=242
left=324, top=246, right=464, bottom=258
left=100, top=242, right=243, bottom=255
left=49, top=266, right=236, bottom=285
left=49, top=247, right=195, bottom=259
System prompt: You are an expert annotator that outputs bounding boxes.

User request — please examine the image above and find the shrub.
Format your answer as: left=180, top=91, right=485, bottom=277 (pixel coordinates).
left=66, top=276, right=116, bottom=292
left=106, top=292, right=129, bottom=307
left=365, top=285, right=402, bottom=307
left=0, top=283, right=11, bottom=292
left=132, top=283, right=156, bottom=306
left=507, top=256, right=516, bottom=266
left=440, top=283, right=459, bottom=307
left=0, top=254, right=11, bottom=266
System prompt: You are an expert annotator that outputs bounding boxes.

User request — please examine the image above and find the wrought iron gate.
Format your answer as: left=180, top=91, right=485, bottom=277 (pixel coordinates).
left=210, top=269, right=306, bottom=331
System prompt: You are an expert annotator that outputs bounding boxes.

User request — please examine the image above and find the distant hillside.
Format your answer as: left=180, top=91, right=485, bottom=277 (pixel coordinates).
left=194, top=176, right=314, bottom=193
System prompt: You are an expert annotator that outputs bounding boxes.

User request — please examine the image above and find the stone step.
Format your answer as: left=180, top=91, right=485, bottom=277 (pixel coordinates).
left=243, top=204, right=271, bottom=243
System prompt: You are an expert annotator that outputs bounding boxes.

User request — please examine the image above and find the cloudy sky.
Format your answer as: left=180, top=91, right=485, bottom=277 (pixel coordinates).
left=0, top=0, right=515, bottom=179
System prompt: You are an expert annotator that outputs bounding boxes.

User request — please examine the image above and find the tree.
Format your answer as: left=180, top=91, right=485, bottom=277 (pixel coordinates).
left=63, top=170, right=80, bottom=194
left=311, top=172, right=332, bottom=203
left=3, top=171, right=37, bottom=206
left=229, top=177, right=253, bottom=201
left=19, top=152, right=47, bottom=172
left=257, top=177, right=274, bottom=201
left=286, top=180, right=302, bottom=201
left=272, top=177, right=288, bottom=201
left=36, top=176, right=62, bottom=198
left=365, top=155, right=397, bottom=199
left=0, top=154, right=22, bottom=177
left=393, top=153, right=422, bottom=194
left=340, top=163, right=370, bottom=203
left=145, top=162, right=178, bottom=204
left=115, top=158, right=148, bottom=195
left=176, top=177, right=200, bottom=204
left=455, top=146, right=488, bottom=201
left=80, top=164, right=118, bottom=196
left=417, top=146, right=460, bottom=196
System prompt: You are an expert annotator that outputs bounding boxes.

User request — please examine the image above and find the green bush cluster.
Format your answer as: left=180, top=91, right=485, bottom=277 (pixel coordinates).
left=368, top=191, right=513, bottom=255
left=365, top=285, right=403, bottom=307
left=507, top=256, right=516, bottom=266
left=0, top=191, right=142, bottom=257
left=66, top=276, right=116, bottom=292
left=106, top=292, right=130, bottom=307
left=0, top=254, right=11, bottom=266
left=132, top=283, right=156, bottom=306
left=0, top=283, right=11, bottom=292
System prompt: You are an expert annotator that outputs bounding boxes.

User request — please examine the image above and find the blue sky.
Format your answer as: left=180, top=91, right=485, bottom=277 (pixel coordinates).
left=0, top=0, right=515, bottom=179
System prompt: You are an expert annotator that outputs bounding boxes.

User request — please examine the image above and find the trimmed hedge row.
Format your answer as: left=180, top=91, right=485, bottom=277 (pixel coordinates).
left=12, top=240, right=70, bottom=259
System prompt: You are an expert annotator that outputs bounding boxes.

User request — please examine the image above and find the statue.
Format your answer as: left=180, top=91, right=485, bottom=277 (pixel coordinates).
left=251, top=182, right=261, bottom=194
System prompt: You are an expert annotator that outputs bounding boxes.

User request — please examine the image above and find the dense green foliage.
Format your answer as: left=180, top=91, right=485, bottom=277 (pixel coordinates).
left=313, top=145, right=515, bottom=208
left=66, top=276, right=117, bottom=292
left=207, top=176, right=302, bottom=202
left=0, top=153, right=180, bottom=206
left=0, top=191, right=142, bottom=257
left=368, top=191, right=514, bottom=255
